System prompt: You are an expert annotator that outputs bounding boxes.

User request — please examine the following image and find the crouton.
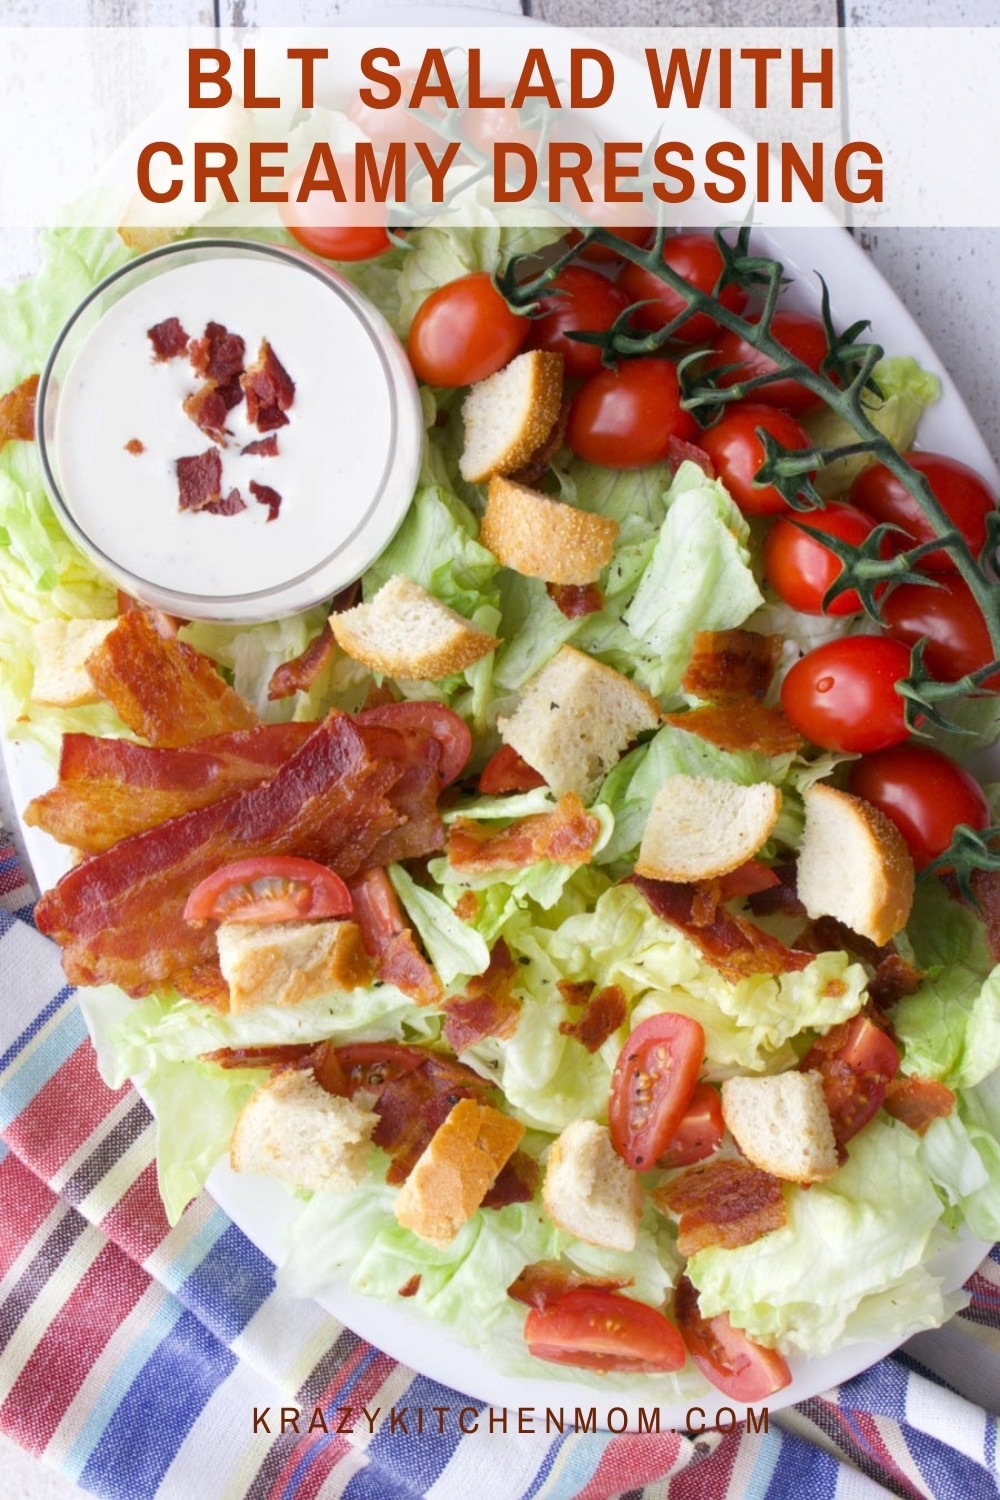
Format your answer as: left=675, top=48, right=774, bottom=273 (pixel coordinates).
left=481, top=476, right=619, bottom=585
left=460, top=350, right=564, bottom=484
left=542, top=1120, right=643, bottom=1252
left=721, top=1071, right=839, bottom=1184
left=330, top=575, right=499, bottom=681
left=217, top=918, right=372, bottom=1012
left=230, top=1069, right=377, bottom=1193
left=30, top=618, right=117, bottom=708
left=394, top=1098, right=525, bottom=1247
left=496, top=645, right=661, bottom=798
left=636, top=775, right=782, bottom=884
left=797, top=782, right=915, bottom=946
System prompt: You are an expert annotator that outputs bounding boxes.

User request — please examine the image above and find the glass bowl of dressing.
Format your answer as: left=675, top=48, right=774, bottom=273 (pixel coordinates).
left=37, top=237, right=423, bottom=622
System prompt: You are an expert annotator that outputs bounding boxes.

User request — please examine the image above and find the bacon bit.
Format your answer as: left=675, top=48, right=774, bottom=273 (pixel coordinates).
left=124, top=438, right=144, bottom=455
left=556, top=979, right=594, bottom=1008
left=546, top=582, right=604, bottom=619
left=559, top=984, right=627, bottom=1052
left=682, top=630, right=783, bottom=705
left=203, top=1042, right=318, bottom=1070
left=632, top=876, right=814, bottom=982
left=508, top=397, right=570, bottom=487
left=241, top=434, right=278, bottom=457
left=482, top=1150, right=539, bottom=1210
left=654, top=1157, right=788, bottom=1256
left=250, top=478, right=282, bottom=522
left=204, top=487, right=246, bottom=517
left=970, top=870, right=1000, bottom=964
left=507, top=1260, right=632, bottom=1310
left=793, top=916, right=926, bottom=1005
left=667, top=435, right=714, bottom=478
left=448, top=793, right=600, bottom=873
left=884, top=1076, right=956, bottom=1134
left=189, top=321, right=246, bottom=385
left=454, top=891, right=479, bottom=922
left=869, top=952, right=925, bottom=1009
left=177, top=448, right=223, bottom=512
left=443, top=939, right=521, bottom=1052
left=354, top=1051, right=494, bottom=1185
left=747, top=863, right=804, bottom=918
left=663, top=701, right=804, bottom=757
left=242, top=339, right=295, bottom=432
left=267, top=622, right=335, bottom=700
left=399, top=1275, right=421, bottom=1297
left=349, top=867, right=442, bottom=1006
left=84, top=609, right=259, bottom=748
left=147, top=318, right=190, bottom=361
left=0, top=373, right=39, bottom=452
left=182, top=384, right=233, bottom=444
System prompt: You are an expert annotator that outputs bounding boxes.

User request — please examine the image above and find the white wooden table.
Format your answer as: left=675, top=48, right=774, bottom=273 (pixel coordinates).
left=1, top=2, right=998, bottom=1496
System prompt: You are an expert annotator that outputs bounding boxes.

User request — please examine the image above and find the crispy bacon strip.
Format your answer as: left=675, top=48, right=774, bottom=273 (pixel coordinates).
left=633, top=876, right=814, bottom=982
left=482, top=1150, right=539, bottom=1209
left=507, top=1261, right=631, bottom=1310
left=682, top=630, right=782, bottom=705
left=884, top=1076, right=956, bottom=1134
left=558, top=983, right=627, bottom=1053
left=443, top=940, right=521, bottom=1052
left=147, top=318, right=189, bottom=361
left=35, top=712, right=409, bottom=996
left=85, top=610, right=259, bottom=748
left=448, top=793, right=601, bottom=873
left=546, top=583, right=604, bottom=619
left=348, top=867, right=442, bottom=1006
left=267, top=623, right=336, bottom=701
left=654, top=1157, right=787, bottom=1256
left=663, top=701, right=804, bottom=757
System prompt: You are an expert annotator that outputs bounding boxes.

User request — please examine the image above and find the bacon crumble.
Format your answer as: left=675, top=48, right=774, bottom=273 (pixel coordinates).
left=0, top=373, right=40, bottom=452
left=176, top=448, right=223, bottom=512
left=654, top=1156, right=788, bottom=1256
left=558, top=983, right=627, bottom=1052
left=124, top=438, right=145, bottom=455
left=241, top=339, right=295, bottom=432
left=147, top=317, right=190, bottom=361
left=241, top=435, right=279, bottom=458
left=546, top=582, right=605, bottom=619
left=249, top=478, right=282, bottom=522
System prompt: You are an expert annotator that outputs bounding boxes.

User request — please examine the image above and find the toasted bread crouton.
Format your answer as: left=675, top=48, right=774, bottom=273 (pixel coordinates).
left=722, top=1071, right=839, bottom=1183
left=497, top=645, right=661, bottom=798
left=117, top=222, right=185, bottom=253
left=797, top=782, right=914, bottom=946
left=636, top=775, right=782, bottom=883
left=542, top=1120, right=643, bottom=1252
left=330, top=575, right=499, bottom=681
left=481, top=476, right=619, bottom=586
left=394, top=1098, right=525, bottom=1247
left=230, top=1069, right=377, bottom=1193
left=460, top=350, right=564, bottom=484
left=217, top=918, right=372, bottom=1012
left=30, top=618, right=117, bottom=707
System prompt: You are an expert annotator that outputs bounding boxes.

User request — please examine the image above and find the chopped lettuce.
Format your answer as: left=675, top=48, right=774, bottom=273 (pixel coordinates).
left=806, top=355, right=940, bottom=496
left=387, top=862, right=490, bottom=986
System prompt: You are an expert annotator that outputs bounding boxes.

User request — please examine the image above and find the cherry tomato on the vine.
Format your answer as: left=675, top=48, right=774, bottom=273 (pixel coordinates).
left=279, top=162, right=393, bottom=262
left=609, top=1012, right=705, bottom=1170
left=618, top=232, right=748, bottom=343
left=881, top=575, right=999, bottom=686
left=566, top=226, right=651, bottom=264
left=527, top=266, right=627, bottom=379
left=779, top=636, right=913, bottom=752
left=523, top=1288, right=687, bottom=1373
left=700, top=404, right=815, bottom=517
left=407, top=272, right=529, bottom=387
left=706, top=311, right=829, bottom=415
left=566, top=358, right=697, bottom=469
left=674, top=1276, right=792, bottom=1402
left=850, top=452, right=997, bottom=573
left=763, top=502, right=876, bottom=616
left=347, top=68, right=446, bottom=152
left=847, top=742, right=990, bottom=870
left=183, top=857, right=353, bottom=926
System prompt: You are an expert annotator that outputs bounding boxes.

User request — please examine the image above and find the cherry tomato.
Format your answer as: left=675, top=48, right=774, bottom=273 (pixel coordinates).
left=800, top=1015, right=900, bottom=1146
left=407, top=272, right=529, bottom=387
left=779, top=636, right=912, bottom=752
left=183, top=856, right=352, bottom=926
left=848, top=742, right=990, bottom=871
left=706, top=311, right=829, bottom=415
left=657, top=1083, right=724, bottom=1169
left=279, top=161, right=393, bottom=262
left=700, top=405, right=815, bottom=517
left=763, top=502, right=876, bottom=616
left=460, top=104, right=541, bottom=161
left=347, top=68, right=446, bottom=152
left=881, top=576, right=999, bottom=685
left=566, top=358, right=697, bottom=469
left=618, top=232, right=748, bottom=344
left=356, top=701, right=472, bottom=786
left=674, top=1276, right=792, bottom=1402
left=609, top=1013, right=705, bottom=1170
left=568, top=225, right=652, bottom=264
left=850, top=452, right=997, bottom=573
left=527, top=266, right=627, bottom=380
left=523, top=1288, right=686, bottom=1373
left=478, top=744, right=545, bottom=794
left=330, top=1041, right=428, bottom=1094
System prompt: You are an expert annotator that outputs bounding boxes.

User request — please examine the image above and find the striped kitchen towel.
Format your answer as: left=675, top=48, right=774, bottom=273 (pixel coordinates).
left=1, top=837, right=998, bottom=1500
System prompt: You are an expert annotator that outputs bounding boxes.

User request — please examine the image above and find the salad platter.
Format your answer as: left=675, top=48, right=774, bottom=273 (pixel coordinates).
left=3, top=87, right=1000, bottom=1426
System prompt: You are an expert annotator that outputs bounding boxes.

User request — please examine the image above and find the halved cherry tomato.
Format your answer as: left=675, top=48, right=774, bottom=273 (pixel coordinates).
left=881, top=575, right=999, bottom=685
left=523, top=1288, right=686, bottom=1373
left=850, top=452, right=997, bottom=572
left=618, top=231, right=747, bottom=344
left=527, top=265, right=627, bottom=380
left=478, top=744, right=545, bottom=794
left=356, top=701, right=472, bottom=786
left=763, top=502, right=876, bottom=615
left=800, top=1014, right=900, bottom=1146
left=658, top=1082, right=724, bottom=1169
left=279, top=161, right=393, bottom=262
left=700, top=404, right=815, bottom=517
left=183, top=856, right=352, bottom=926
left=779, top=636, right=912, bottom=752
left=706, top=311, right=829, bottom=415
left=407, top=272, right=529, bottom=387
left=327, top=1041, right=428, bottom=1095
left=848, top=742, right=990, bottom=871
left=566, top=358, right=697, bottom=469
left=674, top=1276, right=792, bottom=1401
left=609, top=1013, right=705, bottom=1170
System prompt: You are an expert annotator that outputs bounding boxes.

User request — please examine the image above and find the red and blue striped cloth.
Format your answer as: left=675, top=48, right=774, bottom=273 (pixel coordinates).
left=1, top=835, right=998, bottom=1500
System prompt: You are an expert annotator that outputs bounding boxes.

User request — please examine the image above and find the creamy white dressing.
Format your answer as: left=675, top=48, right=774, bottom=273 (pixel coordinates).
left=53, top=254, right=397, bottom=601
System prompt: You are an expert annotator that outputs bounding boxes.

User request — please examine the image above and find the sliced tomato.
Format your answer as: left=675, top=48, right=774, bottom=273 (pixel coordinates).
left=713, top=860, right=781, bottom=902
left=658, top=1082, right=724, bottom=1169
left=674, top=1276, right=792, bottom=1401
left=800, top=1014, right=900, bottom=1146
left=609, top=1013, right=705, bottom=1170
left=183, top=856, right=352, bottom=926
left=329, top=1041, right=429, bottom=1095
left=356, top=701, right=472, bottom=786
left=523, top=1288, right=686, bottom=1373
left=478, top=744, right=546, bottom=794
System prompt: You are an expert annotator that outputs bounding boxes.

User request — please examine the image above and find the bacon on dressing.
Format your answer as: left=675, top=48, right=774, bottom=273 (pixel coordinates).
left=147, top=318, right=190, bottom=361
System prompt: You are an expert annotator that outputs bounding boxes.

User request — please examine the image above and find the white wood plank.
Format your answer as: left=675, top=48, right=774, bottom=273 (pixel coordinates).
left=0, top=0, right=214, bottom=23
left=531, top=0, right=839, bottom=22
left=847, top=0, right=999, bottom=22
left=220, top=0, right=524, bottom=24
